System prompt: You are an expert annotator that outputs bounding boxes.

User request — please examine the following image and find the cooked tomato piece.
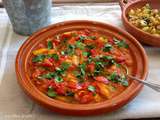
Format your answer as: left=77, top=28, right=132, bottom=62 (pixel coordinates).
left=108, top=37, right=114, bottom=44
left=75, top=90, right=94, bottom=104
left=67, top=81, right=77, bottom=89
left=90, top=49, right=97, bottom=57
left=116, top=56, right=125, bottom=63
left=87, top=63, right=95, bottom=72
left=41, top=59, right=53, bottom=67
left=48, top=58, right=54, bottom=63
left=61, top=32, right=72, bottom=40
left=68, top=65, right=76, bottom=71
left=95, top=40, right=104, bottom=48
left=68, top=37, right=76, bottom=45
left=94, top=76, right=109, bottom=84
left=84, top=39, right=93, bottom=44
left=81, top=82, right=90, bottom=89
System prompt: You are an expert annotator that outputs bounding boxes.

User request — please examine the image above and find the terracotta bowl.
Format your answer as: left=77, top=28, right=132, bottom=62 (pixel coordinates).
left=15, top=20, right=148, bottom=116
left=119, top=0, right=160, bottom=47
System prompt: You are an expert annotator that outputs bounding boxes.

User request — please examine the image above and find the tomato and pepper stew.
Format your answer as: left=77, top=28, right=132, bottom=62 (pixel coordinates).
left=30, top=29, right=133, bottom=104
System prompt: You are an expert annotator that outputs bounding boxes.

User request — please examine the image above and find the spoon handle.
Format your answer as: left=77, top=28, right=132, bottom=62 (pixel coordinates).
left=128, top=75, right=160, bottom=92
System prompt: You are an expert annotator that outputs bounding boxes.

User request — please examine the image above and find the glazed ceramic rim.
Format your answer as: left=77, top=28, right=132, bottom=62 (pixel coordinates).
left=15, top=20, right=148, bottom=113
left=122, top=0, right=160, bottom=39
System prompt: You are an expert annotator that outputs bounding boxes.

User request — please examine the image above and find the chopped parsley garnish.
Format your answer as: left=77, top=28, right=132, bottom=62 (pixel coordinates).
left=47, top=87, right=57, bottom=98
left=87, top=56, right=93, bottom=63
left=32, top=54, right=45, bottom=62
left=103, top=43, right=113, bottom=52
left=54, top=76, right=63, bottom=83
left=61, top=51, right=65, bottom=55
left=32, top=53, right=59, bottom=63
left=88, top=36, right=96, bottom=40
left=38, top=70, right=64, bottom=83
left=93, top=70, right=101, bottom=76
left=79, top=36, right=86, bottom=41
left=47, top=41, right=53, bottom=49
left=74, top=63, right=87, bottom=83
left=38, top=62, right=70, bottom=80
left=82, top=51, right=91, bottom=57
left=95, top=61, right=104, bottom=68
left=108, top=72, right=128, bottom=86
left=55, top=67, right=64, bottom=75
left=115, top=63, right=121, bottom=68
left=67, top=44, right=75, bottom=55
left=90, top=55, right=118, bottom=76
left=74, top=72, right=84, bottom=83
left=102, top=55, right=113, bottom=60
left=38, top=72, right=56, bottom=79
left=121, top=79, right=129, bottom=86
left=113, top=38, right=129, bottom=48
left=86, top=44, right=95, bottom=49
left=94, top=62, right=103, bottom=76
left=88, top=85, right=96, bottom=92
left=74, top=71, right=82, bottom=79
left=101, top=55, right=116, bottom=65
left=76, top=41, right=85, bottom=50
left=49, top=53, right=59, bottom=60
left=108, top=72, right=117, bottom=82
left=61, top=62, right=71, bottom=70
left=79, top=63, right=86, bottom=76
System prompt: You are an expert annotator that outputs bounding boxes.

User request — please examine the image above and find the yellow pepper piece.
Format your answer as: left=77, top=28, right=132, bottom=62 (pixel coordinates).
left=48, top=49, right=55, bottom=54
left=65, top=59, right=72, bottom=63
left=99, top=36, right=108, bottom=43
left=33, top=48, right=56, bottom=55
left=97, top=82, right=110, bottom=99
left=94, top=94, right=102, bottom=102
left=79, top=56, right=84, bottom=64
left=72, top=55, right=79, bottom=65
left=32, top=48, right=48, bottom=55
left=66, top=73, right=77, bottom=83
left=63, top=32, right=72, bottom=35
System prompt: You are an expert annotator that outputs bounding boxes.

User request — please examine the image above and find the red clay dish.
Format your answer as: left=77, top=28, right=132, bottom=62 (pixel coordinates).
left=119, top=0, right=160, bottom=47
left=15, top=20, right=148, bottom=116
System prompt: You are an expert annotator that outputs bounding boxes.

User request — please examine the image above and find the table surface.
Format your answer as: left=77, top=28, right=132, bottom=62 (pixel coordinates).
left=0, top=2, right=160, bottom=120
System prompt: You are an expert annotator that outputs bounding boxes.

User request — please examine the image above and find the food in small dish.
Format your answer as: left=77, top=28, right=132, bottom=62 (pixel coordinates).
left=128, top=3, right=160, bottom=36
left=30, top=29, right=133, bottom=104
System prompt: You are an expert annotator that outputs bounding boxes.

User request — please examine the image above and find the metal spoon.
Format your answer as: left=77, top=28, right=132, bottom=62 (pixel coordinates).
left=121, top=65, right=160, bottom=92
left=127, top=75, right=160, bottom=92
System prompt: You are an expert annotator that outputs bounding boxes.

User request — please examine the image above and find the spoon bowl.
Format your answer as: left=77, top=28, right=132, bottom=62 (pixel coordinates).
left=121, top=65, right=160, bottom=92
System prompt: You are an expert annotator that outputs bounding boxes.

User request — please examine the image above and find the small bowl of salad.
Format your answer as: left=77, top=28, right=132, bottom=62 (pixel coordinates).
left=119, top=0, right=160, bottom=46
left=15, top=20, right=148, bottom=115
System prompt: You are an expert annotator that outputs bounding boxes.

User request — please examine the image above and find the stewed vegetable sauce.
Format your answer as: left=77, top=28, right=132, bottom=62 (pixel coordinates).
left=30, top=29, right=133, bottom=104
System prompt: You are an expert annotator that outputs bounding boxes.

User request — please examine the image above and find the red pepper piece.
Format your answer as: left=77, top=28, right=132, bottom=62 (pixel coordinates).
left=67, top=81, right=77, bottom=89
left=41, top=59, right=53, bottom=67
left=94, top=76, right=109, bottom=84
left=90, top=49, right=97, bottom=57
left=87, top=63, right=95, bottom=72
left=116, top=56, right=125, bottom=63
left=75, top=91, right=94, bottom=104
